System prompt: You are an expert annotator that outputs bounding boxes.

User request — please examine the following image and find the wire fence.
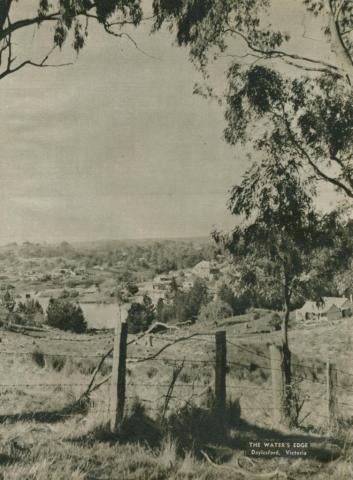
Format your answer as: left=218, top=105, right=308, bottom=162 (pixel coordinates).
left=0, top=325, right=353, bottom=429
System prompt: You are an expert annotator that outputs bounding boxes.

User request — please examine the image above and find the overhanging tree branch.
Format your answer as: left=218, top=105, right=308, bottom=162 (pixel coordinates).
left=328, top=0, right=353, bottom=83
left=102, top=22, right=158, bottom=59
left=224, top=23, right=344, bottom=77
left=0, top=46, right=72, bottom=81
left=0, top=12, right=61, bottom=41
left=275, top=107, right=353, bottom=198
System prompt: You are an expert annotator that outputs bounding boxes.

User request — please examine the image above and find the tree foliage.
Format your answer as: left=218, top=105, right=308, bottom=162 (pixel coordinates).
left=214, top=154, right=341, bottom=347
left=16, top=297, right=44, bottom=325
left=127, top=294, right=155, bottom=333
left=154, top=278, right=210, bottom=324
left=224, top=66, right=353, bottom=198
left=153, top=0, right=353, bottom=79
left=46, top=298, right=87, bottom=333
left=1, top=289, right=15, bottom=313
left=153, top=1, right=353, bottom=200
left=198, top=299, right=233, bottom=324
left=217, top=283, right=249, bottom=315
left=213, top=149, right=344, bottom=427
left=0, top=0, right=143, bottom=80
left=4, top=1, right=353, bottom=204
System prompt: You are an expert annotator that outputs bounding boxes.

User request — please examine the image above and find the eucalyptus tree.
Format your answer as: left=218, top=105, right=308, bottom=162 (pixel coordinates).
left=6, top=1, right=353, bottom=86
left=153, top=0, right=353, bottom=199
left=5, top=1, right=353, bottom=198
left=153, top=0, right=353, bottom=81
left=214, top=154, right=336, bottom=425
left=0, top=0, right=144, bottom=80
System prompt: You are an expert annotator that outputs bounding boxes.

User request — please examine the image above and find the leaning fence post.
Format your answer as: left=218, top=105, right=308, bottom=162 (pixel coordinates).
left=326, top=362, right=337, bottom=427
left=110, top=320, right=128, bottom=433
left=215, top=330, right=227, bottom=412
left=270, top=344, right=288, bottom=427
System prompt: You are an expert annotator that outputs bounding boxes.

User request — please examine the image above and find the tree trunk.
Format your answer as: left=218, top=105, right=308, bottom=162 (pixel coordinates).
left=281, top=302, right=290, bottom=349
left=281, top=282, right=296, bottom=427
left=328, top=0, right=353, bottom=84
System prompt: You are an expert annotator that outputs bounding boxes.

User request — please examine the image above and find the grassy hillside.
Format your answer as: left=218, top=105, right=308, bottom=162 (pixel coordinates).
left=0, top=316, right=352, bottom=479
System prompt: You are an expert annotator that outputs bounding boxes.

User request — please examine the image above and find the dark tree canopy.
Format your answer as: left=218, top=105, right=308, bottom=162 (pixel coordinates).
left=153, top=1, right=353, bottom=201
left=153, top=0, right=353, bottom=80
left=47, top=297, right=87, bottom=333
left=214, top=154, right=343, bottom=346
left=224, top=66, right=353, bottom=198
left=4, top=1, right=353, bottom=202
left=127, top=294, right=155, bottom=333
left=5, top=1, right=353, bottom=82
left=0, top=0, right=143, bottom=80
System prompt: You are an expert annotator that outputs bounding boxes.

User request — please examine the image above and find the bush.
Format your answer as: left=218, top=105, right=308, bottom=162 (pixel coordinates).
left=16, top=298, right=44, bottom=325
left=217, top=283, right=251, bottom=315
left=31, top=350, right=45, bottom=368
left=46, top=298, right=87, bottom=333
left=269, top=312, right=282, bottom=331
left=127, top=294, right=155, bottom=334
left=198, top=300, right=233, bottom=324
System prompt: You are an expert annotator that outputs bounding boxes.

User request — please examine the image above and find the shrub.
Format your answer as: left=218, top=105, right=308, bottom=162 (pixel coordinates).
left=269, top=312, right=282, bottom=331
left=16, top=298, right=44, bottom=325
left=126, top=282, right=139, bottom=296
left=46, top=298, right=87, bottom=333
left=147, top=366, right=158, bottom=379
left=1, top=290, right=15, bottom=313
left=217, top=283, right=250, bottom=315
left=31, top=350, right=45, bottom=368
left=47, top=355, right=66, bottom=372
left=198, top=300, right=233, bottom=324
left=127, top=294, right=155, bottom=334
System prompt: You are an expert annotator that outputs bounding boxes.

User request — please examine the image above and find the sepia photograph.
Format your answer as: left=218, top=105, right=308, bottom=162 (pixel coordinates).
left=1, top=0, right=353, bottom=478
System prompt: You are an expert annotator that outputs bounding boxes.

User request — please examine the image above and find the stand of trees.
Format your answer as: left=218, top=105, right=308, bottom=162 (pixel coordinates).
left=46, top=298, right=87, bottom=333
left=213, top=154, right=348, bottom=426
left=126, top=294, right=155, bottom=334
left=155, top=278, right=210, bottom=325
left=16, top=298, right=44, bottom=325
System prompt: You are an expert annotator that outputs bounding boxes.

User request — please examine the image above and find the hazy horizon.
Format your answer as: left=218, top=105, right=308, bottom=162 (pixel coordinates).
left=0, top=234, right=213, bottom=248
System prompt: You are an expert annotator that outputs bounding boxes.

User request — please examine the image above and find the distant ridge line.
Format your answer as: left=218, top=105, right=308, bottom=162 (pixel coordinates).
left=0, top=235, right=211, bottom=249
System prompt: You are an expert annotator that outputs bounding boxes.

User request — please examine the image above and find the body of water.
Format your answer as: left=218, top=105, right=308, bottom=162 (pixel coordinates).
left=19, top=293, right=128, bottom=329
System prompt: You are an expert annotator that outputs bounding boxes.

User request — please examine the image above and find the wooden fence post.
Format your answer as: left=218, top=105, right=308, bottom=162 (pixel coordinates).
left=215, top=330, right=227, bottom=412
left=326, top=362, right=337, bottom=427
left=110, top=320, right=128, bottom=433
left=270, top=344, right=288, bottom=427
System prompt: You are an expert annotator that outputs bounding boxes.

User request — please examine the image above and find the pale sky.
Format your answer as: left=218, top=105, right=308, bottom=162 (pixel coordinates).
left=0, top=1, right=342, bottom=244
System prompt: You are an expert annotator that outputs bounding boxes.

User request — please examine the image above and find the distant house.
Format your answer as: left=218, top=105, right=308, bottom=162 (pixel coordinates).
left=152, top=274, right=171, bottom=291
left=192, top=261, right=211, bottom=278
left=322, top=297, right=353, bottom=318
left=295, top=297, right=351, bottom=323
left=192, top=261, right=219, bottom=280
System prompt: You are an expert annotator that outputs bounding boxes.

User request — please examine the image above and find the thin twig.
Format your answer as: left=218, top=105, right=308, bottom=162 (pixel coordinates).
left=162, top=360, right=184, bottom=419
left=81, top=348, right=113, bottom=398
left=200, top=450, right=287, bottom=479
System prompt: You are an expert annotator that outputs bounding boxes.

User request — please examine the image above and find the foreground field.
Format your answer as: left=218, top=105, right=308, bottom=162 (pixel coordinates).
left=0, top=317, right=352, bottom=479
left=0, top=416, right=348, bottom=480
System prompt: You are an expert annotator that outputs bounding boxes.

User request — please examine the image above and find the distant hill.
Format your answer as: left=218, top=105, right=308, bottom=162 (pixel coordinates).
left=70, top=236, right=211, bottom=250
left=0, top=236, right=211, bottom=250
